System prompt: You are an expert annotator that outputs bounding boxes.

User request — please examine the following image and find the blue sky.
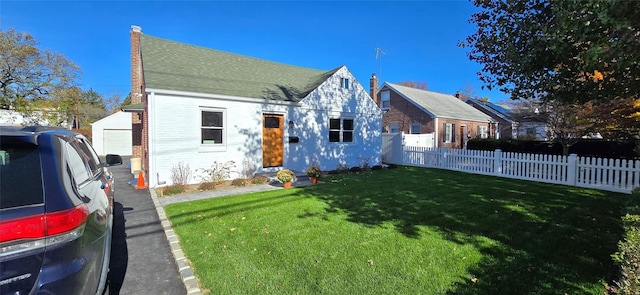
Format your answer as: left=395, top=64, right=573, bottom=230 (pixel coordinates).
left=1, top=0, right=508, bottom=103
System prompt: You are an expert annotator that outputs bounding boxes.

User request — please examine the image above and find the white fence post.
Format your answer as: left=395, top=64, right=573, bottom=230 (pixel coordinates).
left=567, top=154, right=578, bottom=186
left=493, top=149, right=502, bottom=175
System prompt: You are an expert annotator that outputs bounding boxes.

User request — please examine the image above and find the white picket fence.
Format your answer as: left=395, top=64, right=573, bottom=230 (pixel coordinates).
left=397, top=146, right=640, bottom=194
left=382, top=133, right=435, bottom=164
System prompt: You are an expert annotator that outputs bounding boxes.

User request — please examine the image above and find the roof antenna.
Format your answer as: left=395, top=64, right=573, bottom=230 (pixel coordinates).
left=375, top=47, right=385, bottom=81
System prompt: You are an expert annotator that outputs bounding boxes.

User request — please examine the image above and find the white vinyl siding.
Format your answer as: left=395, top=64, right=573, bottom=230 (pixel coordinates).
left=147, top=66, right=382, bottom=187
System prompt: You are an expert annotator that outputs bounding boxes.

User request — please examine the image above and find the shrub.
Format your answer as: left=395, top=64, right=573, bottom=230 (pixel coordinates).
left=170, top=162, right=192, bottom=185
left=276, top=169, right=295, bottom=183
left=350, top=166, right=362, bottom=173
left=306, top=165, right=322, bottom=178
left=359, top=157, right=371, bottom=171
left=251, top=176, right=269, bottom=184
left=197, top=182, right=217, bottom=191
left=336, top=163, right=349, bottom=173
left=231, top=178, right=248, bottom=187
left=196, top=160, right=236, bottom=184
left=371, top=165, right=383, bottom=171
left=241, top=158, right=256, bottom=179
left=162, top=184, right=186, bottom=196
left=612, top=194, right=640, bottom=294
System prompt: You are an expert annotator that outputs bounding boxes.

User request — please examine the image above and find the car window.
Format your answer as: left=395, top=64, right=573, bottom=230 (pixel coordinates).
left=74, top=137, right=101, bottom=176
left=66, top=142, right=91, bottom=185
left=0, top=138, right=44, bottom=209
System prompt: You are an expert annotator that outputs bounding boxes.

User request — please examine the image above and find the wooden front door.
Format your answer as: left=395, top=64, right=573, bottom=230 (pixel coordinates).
left=262, top=114, right=284, bottom=167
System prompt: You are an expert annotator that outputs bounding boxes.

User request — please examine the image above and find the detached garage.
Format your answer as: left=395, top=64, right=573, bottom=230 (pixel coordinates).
left=91, top=111, right=132, bottom=156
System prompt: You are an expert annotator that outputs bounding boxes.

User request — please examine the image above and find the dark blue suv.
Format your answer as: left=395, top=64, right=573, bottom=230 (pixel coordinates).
left=0, top=126, right=122, bottom=294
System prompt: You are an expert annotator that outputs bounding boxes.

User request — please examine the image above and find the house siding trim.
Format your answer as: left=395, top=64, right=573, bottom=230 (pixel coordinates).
left=145, top=88, right=301, bottom=107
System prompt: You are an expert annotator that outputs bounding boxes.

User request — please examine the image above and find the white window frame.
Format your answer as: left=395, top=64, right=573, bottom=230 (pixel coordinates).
left=410, top=123, right=421, bottom=134
left=381, top=90, right=390, bottom=110
left=478, top=125, right=488, bottom=139
left=201, top=108, right=225, bottom=145
left=329, top=117, right=355, bottom=143
left=444, top=123, right=454, bottom=143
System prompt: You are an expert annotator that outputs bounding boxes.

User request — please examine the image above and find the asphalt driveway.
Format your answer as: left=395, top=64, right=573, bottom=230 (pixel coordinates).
left=108, top=158, right=187, bottom=295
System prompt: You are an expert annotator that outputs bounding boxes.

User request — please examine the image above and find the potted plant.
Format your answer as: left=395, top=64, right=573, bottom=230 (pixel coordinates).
left=306, top=165, right=322, bottom=184
left=276, top=169, right=295, bottom=188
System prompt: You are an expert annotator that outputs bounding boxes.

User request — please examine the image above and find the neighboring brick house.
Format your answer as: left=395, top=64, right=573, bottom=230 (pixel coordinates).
left=464, top=98, right=515, bottom=139
left=370, top=75, right=492, bottom=149
left=126, top=26, right=382, bottom=187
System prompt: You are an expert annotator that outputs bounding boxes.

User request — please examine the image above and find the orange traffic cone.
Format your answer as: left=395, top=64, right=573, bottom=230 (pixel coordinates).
left=135, top=170, right=148, bottom=189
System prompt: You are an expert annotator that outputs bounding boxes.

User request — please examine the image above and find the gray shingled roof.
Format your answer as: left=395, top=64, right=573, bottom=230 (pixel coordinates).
left=384, top=83, right=492, bottom=122
left=140, top=35, right=340, bottom=101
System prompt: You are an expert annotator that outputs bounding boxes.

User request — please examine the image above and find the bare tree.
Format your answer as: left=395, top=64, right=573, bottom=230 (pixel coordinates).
left=397, top=81, right=428, bottom=90
left=457, top=83, right=478, bottom=99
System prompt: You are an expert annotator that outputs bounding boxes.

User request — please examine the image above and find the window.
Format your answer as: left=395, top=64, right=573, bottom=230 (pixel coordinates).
left=341, top=78, right=350, bottom=89
left=381, top=90, right=390, bottom=110
left=410, top=123, right=421, bottom=134
left=443, top=123, right=455, bottom=143
left=201, top=110, right=224, bottom=144
left=526, top=128, right=536, bottom=137
left=264, top=117, right=280, bottom=128
left=478, top=125, right=488, bottom=139
left=66, top=142, right=91, bottom=185
left=389, top=124, right=399, bottom=133
left=329, top=118, right=354, bottom=143
left=0, top=140, right=43, bottom=209
left=74, top=137, right=102, bottom=175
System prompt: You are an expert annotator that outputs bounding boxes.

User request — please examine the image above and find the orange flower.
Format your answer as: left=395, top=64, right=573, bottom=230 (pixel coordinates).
left=593, top=70, right=604, bottom=82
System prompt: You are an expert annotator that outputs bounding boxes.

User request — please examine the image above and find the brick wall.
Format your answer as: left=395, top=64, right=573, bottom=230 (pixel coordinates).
left=379, top=87, right=493, bottom=148
left=379, top=88, right=435, bottom=135
left=130, top=26, right=149, bottom=179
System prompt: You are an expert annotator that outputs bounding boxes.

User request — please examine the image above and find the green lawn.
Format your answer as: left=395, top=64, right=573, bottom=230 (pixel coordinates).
left=164, top=166, right=629, bottom=294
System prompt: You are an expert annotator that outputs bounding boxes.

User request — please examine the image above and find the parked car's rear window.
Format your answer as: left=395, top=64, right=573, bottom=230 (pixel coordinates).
left=0, top=138, right=44, bottom=209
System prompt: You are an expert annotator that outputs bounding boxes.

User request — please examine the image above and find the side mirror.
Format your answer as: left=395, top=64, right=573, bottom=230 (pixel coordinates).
left=105, top=154, right=123, bottom=166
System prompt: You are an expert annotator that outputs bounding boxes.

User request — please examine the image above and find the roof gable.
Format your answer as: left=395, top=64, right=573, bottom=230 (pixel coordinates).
left=140, top=35, right=338, bottom=101
left=382, top=83, right=492, bottom=122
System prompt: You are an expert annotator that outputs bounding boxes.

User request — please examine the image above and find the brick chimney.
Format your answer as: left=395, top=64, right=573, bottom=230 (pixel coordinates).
left=131, top=25, right=142, bottom=105
left=369, top=73, right=379, bottom=106
left=130, top=25, right=144, bottom=163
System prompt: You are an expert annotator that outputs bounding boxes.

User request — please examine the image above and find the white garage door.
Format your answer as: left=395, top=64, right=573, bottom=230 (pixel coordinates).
left=103, top=129, right=132, bottom=155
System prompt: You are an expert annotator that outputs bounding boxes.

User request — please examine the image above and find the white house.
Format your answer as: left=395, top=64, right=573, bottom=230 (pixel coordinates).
left=91, top=111, right=132, bottom=156
left=0, top=109, right=70, bottom=127
left=127, top=26, right=383, bottom=187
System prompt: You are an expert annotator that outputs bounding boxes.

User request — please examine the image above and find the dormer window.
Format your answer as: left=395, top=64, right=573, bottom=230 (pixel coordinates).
left=381, top=90, right=390, bottom=110
left=341, top=78, right=350, bottom=89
